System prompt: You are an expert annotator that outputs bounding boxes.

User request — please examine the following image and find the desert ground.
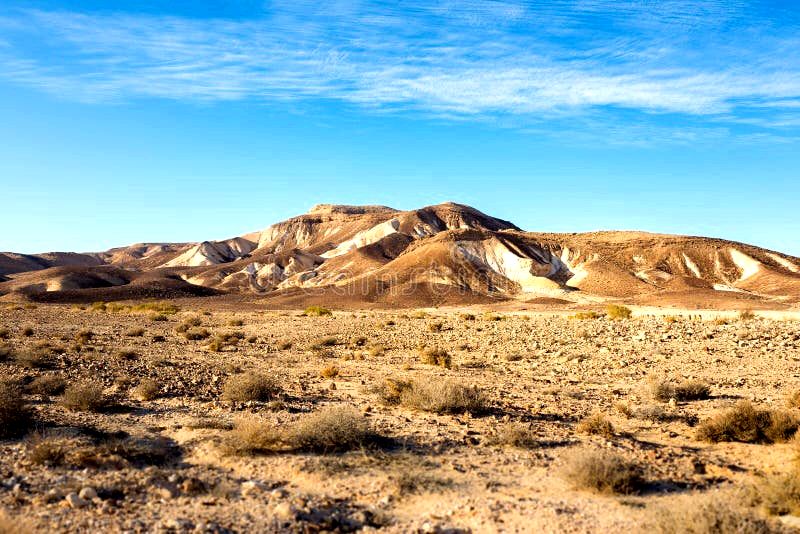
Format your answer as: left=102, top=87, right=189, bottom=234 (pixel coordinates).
left=2, top=298, right=800, bottom=533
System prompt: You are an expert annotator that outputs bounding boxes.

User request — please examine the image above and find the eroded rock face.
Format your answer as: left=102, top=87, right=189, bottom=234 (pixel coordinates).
left=3, top=202, right=799, bottom=306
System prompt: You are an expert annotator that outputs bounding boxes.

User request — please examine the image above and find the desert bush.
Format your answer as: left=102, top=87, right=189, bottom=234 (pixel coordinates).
left=367, top=344, right=386, bottom=357
left=222, top=373, right=280, bottom=402
left=152, top=335, right=166, bottom=342
left=226, top=406, right=375, bottom=455
left=183, top=327, right=211, bottom=340
left=116, top=349, right=139, bottom=361
left=129, top=301, right=179, bottom=315
left=459, top=313, right=476, bottom=321
left=650, top=378, right=711, bottom=402
left=748, top=468, right=800, bottom=517
left=0, top=328, right=9, bottom=339
left=576, top=413, right=614, bottom=437
left=570, top=311, right=600, bottom=320
left=132, top=379, right=160, bottom=401
left=486, top=422, right=539, bottom=449
left=227, top=318, right=244, bottom=326
left=62, top=382, right=108, bottom=412
left=125, top=327, right=145, bottom=337
left=74, top=329, right=94, bottom=345
left=0, top=380, right=33, bottom=438
left=150, top=313, right=168, bottom=322
left=27, top=375, right=66, bottom=397
left=410, top=311, right=429, bottom=319
left=380, top=379, right=487, bottom=415
left=0, top=344, right=13, bottom=361
left=276, top=339, right=293, bottom=350
left=175, top=316, right=202, bottom=334
left=786, top=390, right=800, bottom=409
left=739, top=309, right=756, bottom=321
left=206, top=331, right=244, bottom=352
left=313, top=336, right=338, bottom=348
left=650, top=492, right=780, bottom=534
left=303, top=306, right=332, bottom=317
left=14, top=349, right=54, bottom=369
left=482, top=312, right=503, bottom=321
left=606, top=304, right=633, bottom=320
left=320, top=365, right=339, bottom=379
left=561, top=448, right=644, bottom=495
left=697, top=401, right=799, bottom=444
left=427, top=321, right=444, bottom=332
left=21, top=326, right=34, bottom=337
left=418, top=347, right=452, bottom=368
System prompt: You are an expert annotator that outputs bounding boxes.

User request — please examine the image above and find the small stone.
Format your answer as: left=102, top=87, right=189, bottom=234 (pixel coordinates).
left=79, top=487, right=98, bottom=501
left=273, top=502, right=296, bottom=521
left=65, top=492, right=88, bottom=508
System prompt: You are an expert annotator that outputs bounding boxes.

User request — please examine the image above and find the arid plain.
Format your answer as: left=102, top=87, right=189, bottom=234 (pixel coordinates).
left=2, top=299, right=800, bottom=533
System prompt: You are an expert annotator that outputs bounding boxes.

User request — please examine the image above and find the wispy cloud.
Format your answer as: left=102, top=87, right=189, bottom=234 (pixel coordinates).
left=0, top=1, right=798, bottom=142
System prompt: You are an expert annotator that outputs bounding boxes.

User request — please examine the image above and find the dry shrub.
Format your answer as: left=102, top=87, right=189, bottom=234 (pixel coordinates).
left=276, top=339, right=293, bottom=350
left=150, top=313, right=168, bottom=322
left=320, top=365, right=339, bottom=379
left=748, top=468, right=800, bottom=517
left=61, top=382, right=108, bottom=412
left=650, top=492, right=781, bottom=534
left=125, top=327, right=145, bottom=337
left=0, top=380, right=33, bottom=438
left=14, top=349, right=54, bottom=369
left=650, top=378, right=711, bottom=402
left=606, top=304, right=633, bottom=320
left=378, top=378, right=487, bottom=415
left=576, top=413, right=614, bottom=437
left=739, top=309, right=757, bottom=321
left=0, top=343, right=13, bottom=361
left=427, top=321, right=444, bottom=332
left=697, top=401, right=799, bottom=444
left=74, top=329, right=94, bottom=344
left=222, top=374, right=280, bottom=402
left=21, top=326, right=34, bottom=337
left=367, top=345, right=386, bottom=357
left=0, top=328, right=9, bottom=340
left=27, top=375, right=66, bottom=397
left=132, top=379, right=160, bottom=401
left=206, top=331, right=244, bottom=352
left=116, top=349, right=139, bottom=360
left=227, top=318, right=244, bottom=326
left=27, top=435, right=68, bottom=466
left=175, top=316, right=202, bottom=334
left=458, top=313, right=476, bottom=321
left=313, top=336, right=338, bottom=349
left=303, top=306, right=332, bottom=317
left=571, top=311, right=600, bottom=320
left=392, top=469, right=453, bottom=495
left=561, top=448, right=644, bottom=495
left=226, top=406, right=376, bottom=455
left=418, top=347, right=451, bottom=368
left=183, top=327, right=211, bottom=341
left=486, top=423, right=539, bottom=449
left=786, top=390, right=800, bottom=409
left=482, top=312, right=503, bottom=321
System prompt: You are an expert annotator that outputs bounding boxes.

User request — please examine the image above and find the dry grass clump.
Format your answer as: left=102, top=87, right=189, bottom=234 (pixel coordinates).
left=650, top=492, right=781, bottom=534
left=570, top=311, right=600, bottom=320
left=486, top=422, right=539, bottom=449
left=320, top=365, right=340, bottom=379
left=21, top=326, right=34, bottom=337
left=0, top=343, right=14, bottom=362
left=561, top=448, right=644, bottom=495
left=150, top=313, right=168, bottom=322
left=74, top=328, right=94, bottom=345
left=206, top=331, right=244, bottom=352
left=576, top=412, right=615, bottom=437
left=313, top=336, right=338, bottom=348
left=697, top=401, right=799, bottom=444
left=458, top=313, right=476, bottom=321
left=221, top=374, right=280, bottom=402
left=738, top=309, right=756, bottom=321
left=375, top=378, right=487, bottom=415
left=183, top=327, right=211, bottom=341
left=129, top=301, right=180, bottom=315
left=0, top=380, right=33, bottom=438
left=391, top=469, right=454, bottom=496
left=14, top=348, right=54, bottom=369
left=0, top=328, right=9, bottom=340
left=482, top=312, right=504, bottom=321
left=26, top=375, right=66, bottom=397
left=131, top=379, right=160, bottom=401
left=276, top=339, right=293, bottom=350
left=61, top=382, right=108, bottom=412
left=125, top=327, right=145, bottom=337
left=175, top=316, right=202, bottom=333
left=748, top=468, right=800, bottom=517
left=427, top=321, right=444, bottom=332
left=303, top=305, right=332, bottom=317
left=606, top=304, right=633, bottom=320
left=786, top=390, right=800, bottom=409
left=227, top=318, right=244, bottom=326
left=116, top=348, right=139, bottom=360
left=226, top=406, right=376, bottom=455
left=418, top=347, right=452, bottom=368
left=650, top=378, right=711, bottom=402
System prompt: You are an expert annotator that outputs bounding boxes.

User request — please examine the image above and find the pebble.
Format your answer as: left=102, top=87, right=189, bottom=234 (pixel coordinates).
left=79, top=487, right=98, bottom=501
left=64, top=493, right=88, bottom=509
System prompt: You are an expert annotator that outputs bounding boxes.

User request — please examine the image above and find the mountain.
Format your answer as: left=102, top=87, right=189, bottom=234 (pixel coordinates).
left=2, top=202, right=799, bottom=308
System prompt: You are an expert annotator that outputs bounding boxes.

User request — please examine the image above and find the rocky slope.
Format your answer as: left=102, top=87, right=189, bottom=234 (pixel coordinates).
left=2, top=202, right=799, bottom=307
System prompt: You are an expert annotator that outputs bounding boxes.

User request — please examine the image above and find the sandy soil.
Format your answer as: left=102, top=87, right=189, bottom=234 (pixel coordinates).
left=1, top=300, right=799, bottom=533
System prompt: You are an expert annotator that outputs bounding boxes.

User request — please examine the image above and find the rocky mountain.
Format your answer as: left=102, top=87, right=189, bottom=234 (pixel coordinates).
left=2, top=202, right=799, bottom=308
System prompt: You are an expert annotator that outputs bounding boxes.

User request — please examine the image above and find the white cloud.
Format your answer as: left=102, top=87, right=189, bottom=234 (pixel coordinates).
left=0, top=1, right=798, bottom=141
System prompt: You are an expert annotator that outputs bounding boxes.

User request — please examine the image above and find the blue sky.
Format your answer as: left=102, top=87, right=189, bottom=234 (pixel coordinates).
left=1, top=1, right=799, bottom=255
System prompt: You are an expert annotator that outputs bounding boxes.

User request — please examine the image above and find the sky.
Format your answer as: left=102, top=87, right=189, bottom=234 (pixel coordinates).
left=1, top=0, right=799, bottom=255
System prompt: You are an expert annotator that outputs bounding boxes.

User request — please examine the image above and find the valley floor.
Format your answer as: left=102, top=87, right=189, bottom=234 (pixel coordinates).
left=1, top=301, right=799, bottom=533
